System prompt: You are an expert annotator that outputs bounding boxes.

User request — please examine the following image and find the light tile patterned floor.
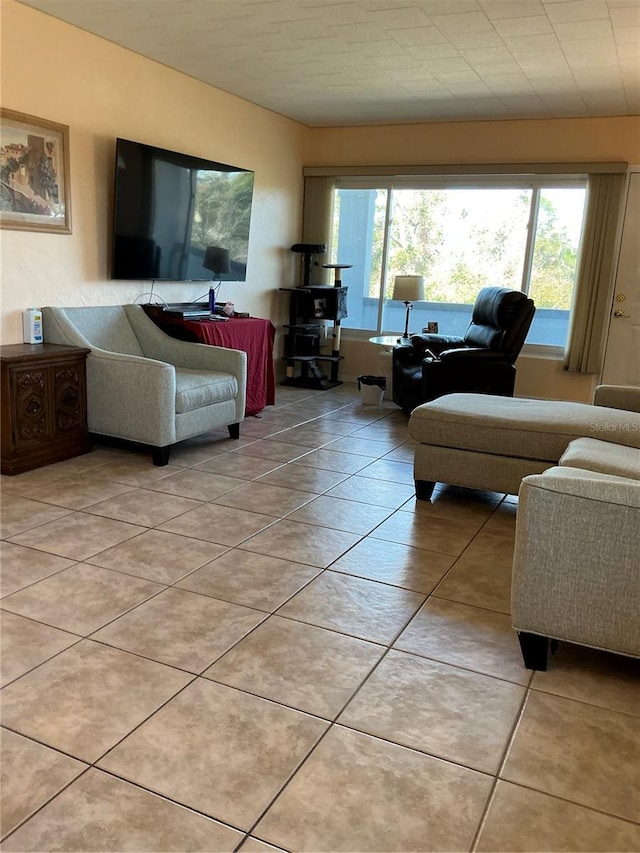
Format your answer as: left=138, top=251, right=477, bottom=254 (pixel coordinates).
left=1, top=385, right=639, bottom=852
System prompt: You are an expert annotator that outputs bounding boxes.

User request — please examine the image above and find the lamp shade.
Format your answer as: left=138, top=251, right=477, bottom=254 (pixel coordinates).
left=203, top=246, right=231, bottom=276
left=392, top=275, right=424, bottom=302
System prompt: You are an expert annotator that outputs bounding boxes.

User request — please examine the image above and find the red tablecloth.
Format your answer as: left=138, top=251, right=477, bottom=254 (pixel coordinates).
left=154, top=316, right=275, bottom=416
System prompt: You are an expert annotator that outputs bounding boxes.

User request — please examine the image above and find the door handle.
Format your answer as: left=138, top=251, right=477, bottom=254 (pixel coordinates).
left=613, top=310, right=630, bottom=318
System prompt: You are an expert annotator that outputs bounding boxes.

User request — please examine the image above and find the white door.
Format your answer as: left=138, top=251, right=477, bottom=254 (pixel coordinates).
left=601, top=171, right=640, bottom=386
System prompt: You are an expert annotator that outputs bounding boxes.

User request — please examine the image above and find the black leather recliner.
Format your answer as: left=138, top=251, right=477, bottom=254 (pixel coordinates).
left=392, top=287, right=536, bottom=414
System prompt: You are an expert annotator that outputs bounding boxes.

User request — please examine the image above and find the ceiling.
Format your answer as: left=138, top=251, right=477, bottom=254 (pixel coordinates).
left=19, top=0, right=640, bottom=126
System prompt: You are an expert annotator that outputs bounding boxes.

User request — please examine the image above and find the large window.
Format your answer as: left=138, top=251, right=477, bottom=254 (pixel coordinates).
left=331, top=178, right=587, bottom=347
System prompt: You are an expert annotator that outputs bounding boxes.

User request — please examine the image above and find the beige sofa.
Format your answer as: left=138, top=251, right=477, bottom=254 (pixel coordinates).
left=512, top=439, right=640, bottom=670
left=408, top=387, right=640, bottom=670
left=408, top=385, right=640, bottom=499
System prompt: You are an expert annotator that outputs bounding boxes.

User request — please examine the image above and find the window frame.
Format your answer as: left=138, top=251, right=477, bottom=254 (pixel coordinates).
left=333, top=173, right=588, bottom=353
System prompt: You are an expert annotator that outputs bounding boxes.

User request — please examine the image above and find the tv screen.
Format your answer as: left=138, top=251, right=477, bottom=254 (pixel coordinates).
left=111, top=138, right=254, bottom=282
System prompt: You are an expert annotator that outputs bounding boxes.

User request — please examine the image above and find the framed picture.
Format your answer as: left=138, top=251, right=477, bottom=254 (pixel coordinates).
left=0, top=109, right=71, bottom=233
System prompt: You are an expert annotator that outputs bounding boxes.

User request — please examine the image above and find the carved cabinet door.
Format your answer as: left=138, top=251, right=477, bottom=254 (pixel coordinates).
left=10, top=364, right=52, bottom=450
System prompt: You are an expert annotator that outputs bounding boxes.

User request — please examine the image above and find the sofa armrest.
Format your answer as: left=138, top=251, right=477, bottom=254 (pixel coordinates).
left=512, top=467, right=640, bottom=658
left=594, top=384, right=640, bottom=413
left=521, top=466, right=640, bottom=505
left=86, top=349, right=178, bottom=447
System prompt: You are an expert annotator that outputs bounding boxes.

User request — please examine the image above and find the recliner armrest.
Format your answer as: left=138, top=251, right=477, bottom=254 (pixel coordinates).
left=438, top=347, right=508, bottom=361
left=393, top=343, right=423, bottom=366
left=411, top=333, right=465, bottom=358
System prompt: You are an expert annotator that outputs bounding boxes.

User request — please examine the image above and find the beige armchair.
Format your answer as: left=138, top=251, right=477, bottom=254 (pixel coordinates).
left=42, top=305, right=247, bottom=465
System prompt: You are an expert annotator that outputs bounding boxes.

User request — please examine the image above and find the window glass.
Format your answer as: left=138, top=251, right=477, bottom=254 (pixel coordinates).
left=527, top=187, right=587, bottom=345
left=388, top=188, right=530, bottom=300
left=332, top=179, right=587, bottom=347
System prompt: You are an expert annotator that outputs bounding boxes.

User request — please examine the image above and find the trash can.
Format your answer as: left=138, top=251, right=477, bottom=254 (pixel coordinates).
left=357, top=375, right=387, bottom=406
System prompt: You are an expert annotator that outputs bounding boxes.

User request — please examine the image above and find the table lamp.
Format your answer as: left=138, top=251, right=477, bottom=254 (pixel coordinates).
left=392, top=275, right=425, bottom=340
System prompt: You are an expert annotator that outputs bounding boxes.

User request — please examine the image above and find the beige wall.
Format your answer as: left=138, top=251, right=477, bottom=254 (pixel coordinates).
left=304, top=116, right=640, bottom=166
left=0, top=0, right=307, bottom=345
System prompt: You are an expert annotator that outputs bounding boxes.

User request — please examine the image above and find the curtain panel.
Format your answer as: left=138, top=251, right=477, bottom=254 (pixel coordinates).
left=564, top=173, right=626, bottom=374
left=301, top=175, right=335, bottom=285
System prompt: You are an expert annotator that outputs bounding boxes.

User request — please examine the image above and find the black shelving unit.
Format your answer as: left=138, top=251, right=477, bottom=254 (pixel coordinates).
left=280, top=286, right=348, bottom=390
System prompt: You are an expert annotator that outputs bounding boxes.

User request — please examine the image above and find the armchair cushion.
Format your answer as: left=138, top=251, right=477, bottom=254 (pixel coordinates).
left=175, top=369, right=239, bottom=413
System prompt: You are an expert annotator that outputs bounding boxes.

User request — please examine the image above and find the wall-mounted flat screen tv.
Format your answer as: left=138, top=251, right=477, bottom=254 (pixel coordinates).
left=111, top=138, right=254, bottom=281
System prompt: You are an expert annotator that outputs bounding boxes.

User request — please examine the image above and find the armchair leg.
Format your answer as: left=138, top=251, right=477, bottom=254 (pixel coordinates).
left=415, top=479, right=436, bottom=501
left=152, top=445, right=171, bottom=467
left=518, top=631, right=549, bottom=671
left=228, top=423, right=240, bottom=440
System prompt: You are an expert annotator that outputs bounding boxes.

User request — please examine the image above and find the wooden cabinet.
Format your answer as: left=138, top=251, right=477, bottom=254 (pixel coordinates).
left=1, top=344, right=91, bottom=475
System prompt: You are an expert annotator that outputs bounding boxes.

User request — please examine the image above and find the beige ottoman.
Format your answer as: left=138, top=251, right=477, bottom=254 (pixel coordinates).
left=408, top=391, right=640, bottom=500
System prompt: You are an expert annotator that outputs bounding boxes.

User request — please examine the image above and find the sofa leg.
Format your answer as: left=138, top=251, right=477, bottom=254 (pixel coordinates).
left=415, top=479, right=436, bottom=501
left=518, top=631, right=549, bottom=671
left=228, top=422, right=240, bottom=440
left=152, top=445, right=171, bottom=466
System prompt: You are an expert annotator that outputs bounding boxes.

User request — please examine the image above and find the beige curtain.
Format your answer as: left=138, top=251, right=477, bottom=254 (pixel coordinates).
left=564, top=173, right=626, bottom=373
left=301, top=175, right=335, bottom=285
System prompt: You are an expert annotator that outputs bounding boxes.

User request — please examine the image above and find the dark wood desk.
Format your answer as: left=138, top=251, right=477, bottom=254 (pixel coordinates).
left=145, top=310, right=276, bottom=416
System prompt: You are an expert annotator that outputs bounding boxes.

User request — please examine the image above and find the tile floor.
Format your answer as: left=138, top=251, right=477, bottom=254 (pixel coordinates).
left=1, top=385, right=639, bottom=852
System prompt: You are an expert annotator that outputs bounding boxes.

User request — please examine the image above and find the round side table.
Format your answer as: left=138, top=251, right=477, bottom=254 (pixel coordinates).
left=367, top=336, right=410, bottom=400
left=368, top=335, right=410, bottom=347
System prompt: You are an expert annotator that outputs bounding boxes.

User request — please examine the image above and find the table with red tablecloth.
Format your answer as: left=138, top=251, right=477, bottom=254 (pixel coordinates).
left=146, top=314, right=276, bottom=416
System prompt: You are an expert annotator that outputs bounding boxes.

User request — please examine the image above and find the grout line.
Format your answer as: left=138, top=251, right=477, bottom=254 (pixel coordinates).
left=0, top=559, right=80, bottom=600
left=240, top=721, right=336, bottom=843
left=0, top=631, right=85, bottom=690
left=468, top=681, right=531, bottom=851
left=0, top=757, right=93, bottom=845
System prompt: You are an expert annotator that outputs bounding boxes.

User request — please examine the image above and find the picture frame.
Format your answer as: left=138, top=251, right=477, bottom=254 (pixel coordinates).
left=0, top=109, right=71, bottom=233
